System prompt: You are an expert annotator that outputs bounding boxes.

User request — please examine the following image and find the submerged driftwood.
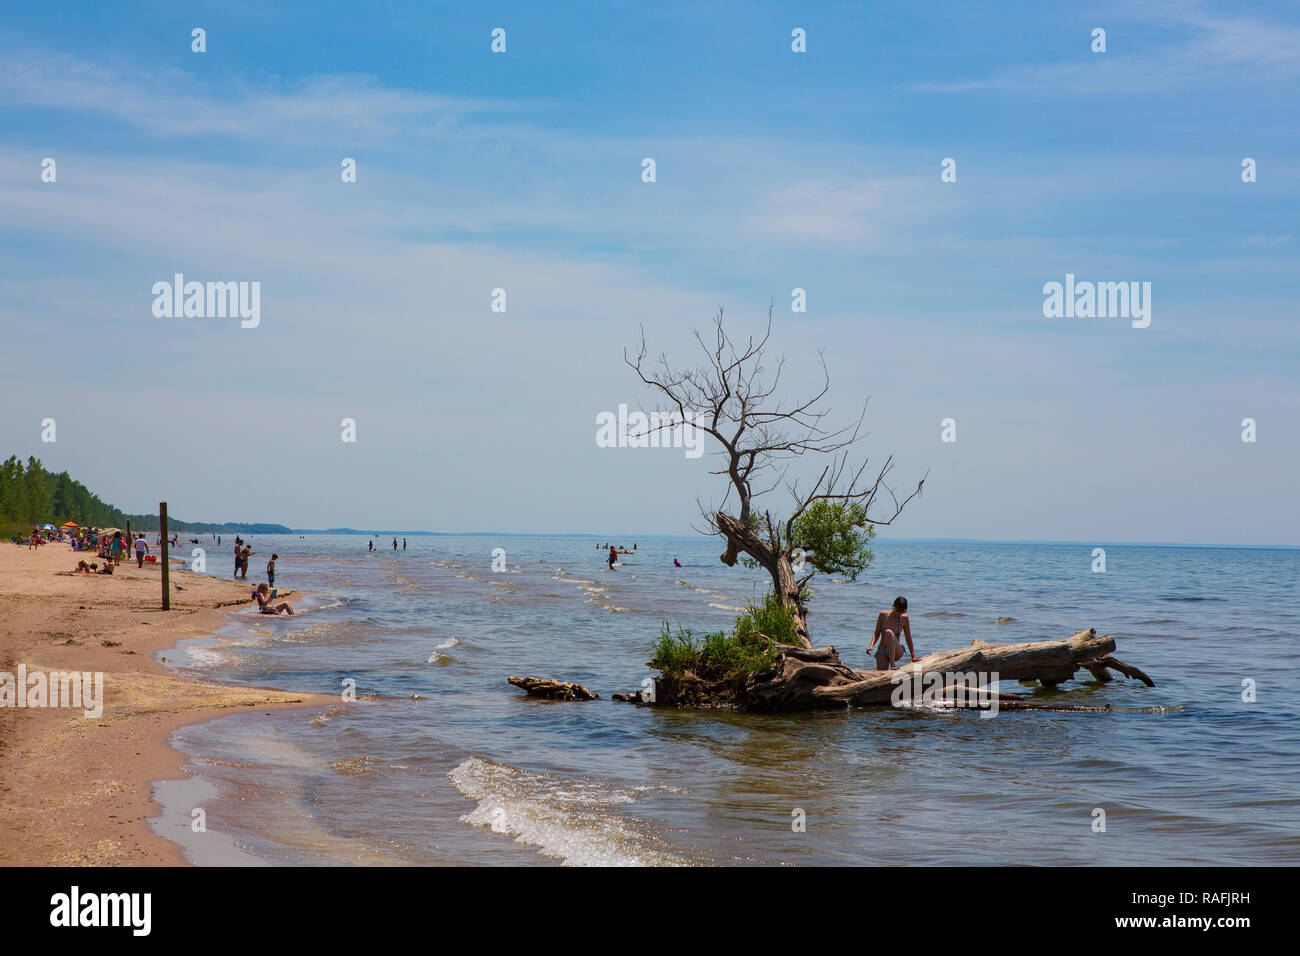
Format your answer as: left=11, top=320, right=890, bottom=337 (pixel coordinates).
left=508, top=676, right=599, bottom=701
left=656, top=628, right=1154, bottom=713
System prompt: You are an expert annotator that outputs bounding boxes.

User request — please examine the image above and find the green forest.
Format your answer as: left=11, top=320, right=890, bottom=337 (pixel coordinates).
left=0, top=455, right=290, bottom=535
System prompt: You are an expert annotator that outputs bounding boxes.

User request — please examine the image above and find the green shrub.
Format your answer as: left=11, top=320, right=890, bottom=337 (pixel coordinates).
left=649, top=624, right=701, bottom=676
left=650, top=593, right=799, bottom=686
left=732, top=591, right=799, bottom=647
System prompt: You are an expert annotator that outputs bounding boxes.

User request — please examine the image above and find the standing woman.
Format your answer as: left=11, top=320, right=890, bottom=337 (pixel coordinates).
left=868, top=597, right=917, bottom=671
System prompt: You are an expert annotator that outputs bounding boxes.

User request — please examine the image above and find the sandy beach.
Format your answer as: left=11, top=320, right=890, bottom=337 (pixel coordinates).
left=0, top=539, right=333, bottom=866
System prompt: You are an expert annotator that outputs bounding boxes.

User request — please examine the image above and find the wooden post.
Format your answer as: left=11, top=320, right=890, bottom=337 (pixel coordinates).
left=160, top=502, right=170, bottom=610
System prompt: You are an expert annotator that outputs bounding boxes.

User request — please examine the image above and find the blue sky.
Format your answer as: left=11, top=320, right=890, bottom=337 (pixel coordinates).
left=1, top=1, right=1297, bottom=543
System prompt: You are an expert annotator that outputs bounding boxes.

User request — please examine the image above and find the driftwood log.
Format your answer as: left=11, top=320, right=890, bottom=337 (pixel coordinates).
left=658, top=628, right=1155, bottom=713
left=508, top=676, right=599, bottom=701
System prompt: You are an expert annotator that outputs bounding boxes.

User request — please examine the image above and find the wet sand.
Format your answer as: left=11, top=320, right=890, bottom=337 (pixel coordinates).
left=0, top=539, right=333, bottom=865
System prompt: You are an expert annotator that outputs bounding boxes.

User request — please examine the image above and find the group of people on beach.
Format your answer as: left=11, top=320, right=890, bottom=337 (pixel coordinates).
left=229, top=536, right=293, bottom=615
left=233, top=539, right=278, bottom=584
left=367, top=538, right=407, bottom=551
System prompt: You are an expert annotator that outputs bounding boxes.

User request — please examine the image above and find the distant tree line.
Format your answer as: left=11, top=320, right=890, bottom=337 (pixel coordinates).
left=0, top=455, right=289, bottom=533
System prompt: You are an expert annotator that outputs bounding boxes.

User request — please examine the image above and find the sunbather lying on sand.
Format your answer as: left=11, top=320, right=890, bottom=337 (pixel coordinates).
left=252, top=583, right=294, bottom=615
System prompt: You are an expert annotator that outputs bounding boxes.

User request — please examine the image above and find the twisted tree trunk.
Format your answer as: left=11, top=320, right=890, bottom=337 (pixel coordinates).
left=715, top=511, right=812, bottom=648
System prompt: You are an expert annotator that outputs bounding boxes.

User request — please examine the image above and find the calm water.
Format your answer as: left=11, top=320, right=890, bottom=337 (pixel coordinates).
left=150, top=535, right=1300, bottom=865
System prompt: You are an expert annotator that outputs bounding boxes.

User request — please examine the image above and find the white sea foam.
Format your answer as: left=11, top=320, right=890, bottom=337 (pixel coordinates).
left=183, top=645, right=230, bottom=668
left=448, top=757, right=686, bottom=867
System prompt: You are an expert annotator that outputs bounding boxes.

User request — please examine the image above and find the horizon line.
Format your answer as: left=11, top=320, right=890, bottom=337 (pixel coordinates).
left=228, top=529, right=1300, bottom=550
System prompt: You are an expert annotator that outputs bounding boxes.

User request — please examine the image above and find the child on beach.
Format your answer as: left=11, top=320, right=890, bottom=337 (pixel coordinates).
left=267, top=553, right=277, bottom=588
left=868, top=597, right=917, bottom=671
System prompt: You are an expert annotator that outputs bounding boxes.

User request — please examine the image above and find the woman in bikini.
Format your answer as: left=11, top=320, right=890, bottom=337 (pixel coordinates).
left=868, top=596, right=917, bottom=671
left=253, top=583, right=294, bottom=615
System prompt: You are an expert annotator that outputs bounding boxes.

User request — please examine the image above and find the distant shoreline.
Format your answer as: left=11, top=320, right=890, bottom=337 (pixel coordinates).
left=223, top=530, right=1300, bottom=551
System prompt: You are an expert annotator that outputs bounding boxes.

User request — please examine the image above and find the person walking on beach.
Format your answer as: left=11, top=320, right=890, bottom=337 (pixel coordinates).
left=134, top=533, right=149, bottom=568
left=608, top=545, right=618, bottom=571
left=266, top=553, right=278, bottom=589
left=868, top=597, right=917, bottom=671
left=110, top=532, right=124, bottom=566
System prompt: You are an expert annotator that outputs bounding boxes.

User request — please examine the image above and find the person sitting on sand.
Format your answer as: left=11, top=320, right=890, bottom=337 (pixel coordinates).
left=76, top=560, right=94, bottom=573
left=97, top=560, right=114, bottom=575
left=252, top=583, right=294, bottom=615
left=868, top=596, right=917, bottom=671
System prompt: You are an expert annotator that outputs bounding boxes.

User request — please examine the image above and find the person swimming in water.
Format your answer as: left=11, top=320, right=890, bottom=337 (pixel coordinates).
left=673, top=558, right=682, bottom=567
left=868, top=596, right=916, bottom=670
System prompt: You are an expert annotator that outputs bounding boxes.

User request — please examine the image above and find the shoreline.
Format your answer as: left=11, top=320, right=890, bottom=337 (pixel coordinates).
left=0, top=540, right=334, bottom=866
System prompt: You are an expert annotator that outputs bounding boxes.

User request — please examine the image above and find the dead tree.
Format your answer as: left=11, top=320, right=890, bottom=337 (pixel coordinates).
left=626, top=309, right=924, bottom=648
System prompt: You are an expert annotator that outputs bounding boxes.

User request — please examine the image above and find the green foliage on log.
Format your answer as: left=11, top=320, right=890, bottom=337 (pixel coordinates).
left=649, top=593, right=800, bottom=705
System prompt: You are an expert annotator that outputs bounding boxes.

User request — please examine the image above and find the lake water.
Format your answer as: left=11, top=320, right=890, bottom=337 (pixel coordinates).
left=150, top=534, right=1300, bottom=865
